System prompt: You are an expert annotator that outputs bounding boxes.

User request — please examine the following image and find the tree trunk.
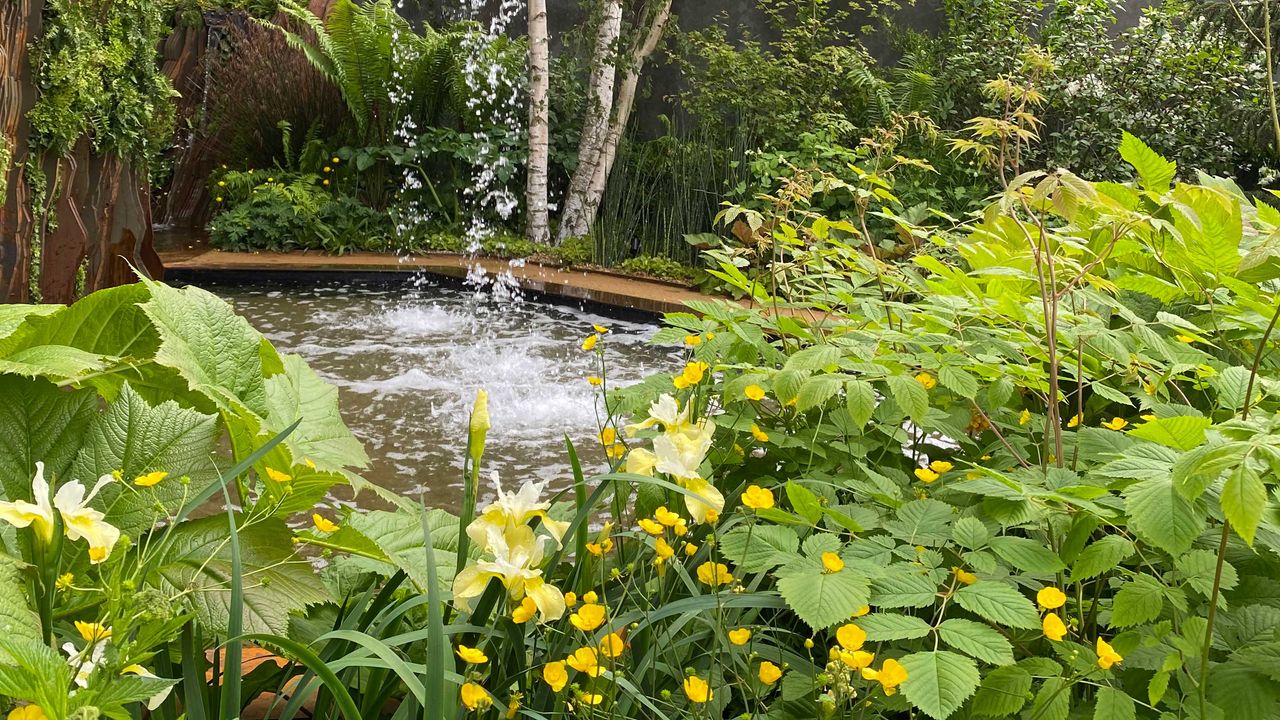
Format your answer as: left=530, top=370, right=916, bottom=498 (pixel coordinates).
left=585, top=0, right=672, bottom=219
left=0, top=0, right=42, bottom=302
left=525, top=0, right=551, bottom=245
left=556, top=0, right=622, bottom=243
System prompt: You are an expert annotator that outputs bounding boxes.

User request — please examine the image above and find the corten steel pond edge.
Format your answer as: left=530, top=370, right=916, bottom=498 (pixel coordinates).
left=160, top=249, right=707, bottom=316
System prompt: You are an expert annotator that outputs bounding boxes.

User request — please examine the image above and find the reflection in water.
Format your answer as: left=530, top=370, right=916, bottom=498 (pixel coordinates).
left=193, top=275, right=679, bottom=511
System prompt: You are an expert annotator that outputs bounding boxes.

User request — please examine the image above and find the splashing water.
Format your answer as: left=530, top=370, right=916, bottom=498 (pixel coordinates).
left=202, top=275, right=679, bottom=510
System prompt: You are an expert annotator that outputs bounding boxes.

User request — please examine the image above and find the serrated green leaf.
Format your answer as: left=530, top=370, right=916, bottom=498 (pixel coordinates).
left=797, top=374, right=842, bottom=412
left=887, top=374, right=929, bottom=423
left=858, top=613, right=933, bottom=641
left=0, top=554, right=40, bottom=664
left=1176, top=549, right=1238, bottom=598
left=1094, top=685, right=1137, bottom=720
left=719, top=524, right=800, bottom=573
left=784, top=345, right=841, bottom=372
left=884, top=499, right=954, bottom=546
left=776, top=556, right=872, bottom=630
left=264, top=354, right=370, bottom=473
left=1119, top=132, right=1176, bottom=192
left=1127, top=416, right=1211, bottom=451
left=1071, top=536, right=1134, bottom=583
left=971, top=665, right=1032, bottom=717
left=1125, top=476, right=1205, bottom=555
left=939, top=366, right=978, bottom=399
left=938, top=619, right=1015, bottom=665
left=1029, top=677, right=1070, bottom=720
left=988, top=536, right=1064, bottom=574
left=871, top=566, right=940, bottom=608
left=1110, top=574, right=1165, bottom=628
left=0, top=376, right=96, bottom=503
left=786, top=481, right=823, bottom=524
left=337, top=508, right=465, bottom=594
left=953, top=582, right=1041, bottom=630
left=953, top=517, right=991, bottom=549
left=1222, top=463, right=1266, bottom=545
left=899, top=650, right=980, bottom=720
left=846, top=379, right=877, bottom=427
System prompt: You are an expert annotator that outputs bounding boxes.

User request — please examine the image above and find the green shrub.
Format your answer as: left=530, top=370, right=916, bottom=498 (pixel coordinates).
left=617, top=254, right=699, bottom=283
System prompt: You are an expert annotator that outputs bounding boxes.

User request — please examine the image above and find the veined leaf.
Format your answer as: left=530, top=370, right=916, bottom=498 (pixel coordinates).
left=953, top=582, right=1041, bottom=630
left=264, top=353, right=370, bottom=473
left=988, top=536, right=1064, bottom=575
left=1119, top=132, right=1176, bottom=192
left=971, top=665, right=1032, bottom=717
left=1094, top=686, right=1136, bottom=720
left=937, top=618, right=1015, bottom=665
left=1222, top=464, right=1266, bottom=545
left=777, top=555, right=872, bottom=630
left=1110, top=574, right=1164, bottom=628
left=858, top=613, right=933, bottom=641
left=887, top=373, right=929, bottom=423
left=871, top=567, right=941, bottom=608
left=0, top=376, right=95, bottom=503
left=1070, top=536, right=1134, bottom=583
left=1125, top=476, right=1205, bottom=555
left=719, top=524, right=800, bottom=573
left=1127, top=416, right=1211, bottom=451
left=899, top=650, right=980, bottom=720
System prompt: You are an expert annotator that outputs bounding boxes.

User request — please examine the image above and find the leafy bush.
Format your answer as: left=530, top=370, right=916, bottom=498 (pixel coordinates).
left=618, top=254, right=700, bottom=283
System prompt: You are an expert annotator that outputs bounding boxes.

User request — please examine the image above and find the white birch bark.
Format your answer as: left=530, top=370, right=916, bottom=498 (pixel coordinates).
left=525, top=0, right=551, bottom=245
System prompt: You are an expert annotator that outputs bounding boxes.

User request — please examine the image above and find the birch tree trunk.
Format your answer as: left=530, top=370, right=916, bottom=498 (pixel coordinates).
left=586, top=0, right=672, bottom=214
left=526, top=0, right=551, bottom=245
left=556, top=0, right=623, bottom=243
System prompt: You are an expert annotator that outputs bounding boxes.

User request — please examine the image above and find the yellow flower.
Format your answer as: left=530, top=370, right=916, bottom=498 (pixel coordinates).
left=543, top=661, right=568, bottom=691
left=217, top=180, right=226, bottom=187
left=839, top=650, right=876, bottom=670
left=460, top=682, right=491, bottom=711
left=929, top=460, right=954, bottom=474
left=456, top=645, right=488, bottom=664
left=750, top=424, right=770, bottom=443
left=745, top=384, right=766, bottom=401
left=758, top=660, right=783, bottom=685
left=914, top=467, right=940, bottom=483
left=655, top=506, right=682, bottom=527
left=836, top=623, right=866, bottom=651
left=8, top=706, right=48, bottom=720
left=566, top=647, right=603, bottom=676
left=593, top=324, right=609, bottom=334
left=915, top=372, right=937, bottom=390
left=683, top=675, right=712, bottom=703
left=75, top=621, right=111, bottom=644
left=638, top=518, right=664, bottom=535
left=1043, top=612, right=1067, bottom=641
left=586, top=539, right=612, bottom=556
left=1097, top=637, right=1123, bottom=669
left=322, top=179, right=330, bottom=186
left=1102, top=417, right=1128, bottom=431
left=673, top=520, right=688, bottom=536
left=580, top=693, right=604, bottom=705
left=742, top=485, right=775, bottom=509
left=684, top=334, right=703, bottom=346
left=570, top=603, right=606, bottom=631
left=1067, top=414, right=1082, bottom=428
left=264, top=467, right=291, bottom=484
left=729, top=628, right=752, bottom=646
left=952, top=567, right=977, bottom=585
left=862, top=658, right=908, bottom=695
left=683, top=542, right=698, bottom=557
left=0, top=463, right=119, bottom=563
left=588, top=375, right=603, bottom=386
left=331, top=156, right=340, bottom=164
left=581, top=334, right=599, bottom=351
left=133, top=471, right=168, bottom=487
left=599, top=632, right=626, bottom=658
left=1037, top=586, right=1067, bottom=610
left=582, top=590, right=598, bottom=604
left=625, top=448, right=657, bottom=476
left=512, top=596, right=537, bottom=623
left=822, top=552, right=845, bottom=574
left=564, top=592, right=578, bottom=608
left=215, top=196, right=223, bottom=202
left=1142, top=381, right=1156, bottom=395
left=655, top=537, right=675, bottom=561
left=55, top=573, right=74, bottom=591
left=697, top=562, right=734, bottom=587
left=312, top=514, right=339, bottom=533
left=1019, top=409, right=1032, bottom=425
left=323, top=166, right=332, bottom=173
left=852, top=605, right=870, bottom=617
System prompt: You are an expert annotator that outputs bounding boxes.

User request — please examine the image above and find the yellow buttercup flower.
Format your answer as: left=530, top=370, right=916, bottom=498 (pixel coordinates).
left=638, top=518, right=664, bottom=535
left=742, top=485, right=775, bottom=510
left=684, top=334, right=703, bottom=346
left=593, top=325, right=609, bottom=334
left=683, top=542, right=698, bottom=557
left=729, top=628, right=752, bottom=646
left=697, top=562, right=734, bottom=587
left=654, top=537, right=675, bottom=561
left=512, top=596, right=537, bottom=623
left=599, top=427, right=618, bottom=446
left=1019, top=409, right=1031, bottom=425
left=821, top=552, right=845, bottom=574
left=331, top=156, right=340, bottom=164
left=8, top=706, right=48, bottom=720
left=460, top=682, right=491, bottom=711
left=599, top=632, right=625, bottom=658
left=1037, top=586, right=1067, bottom=610
left=1067, top=414, right=1082, bottom=428
left=862, top=659, right=908, bottom=695
left=582, top=590, right=598, bottom=604
left=543, top=661, right=568, bottom=691
left=915, top=372, right=937, bottom=390
left=456, top=645, right=488, bottom=664
left=1102, top=417, right=1128, bottom=431
left=133, top=471, right=168, bottom=487
left=654, top=506, right=681, bottom=527
left=588, top=375, right=603, bottom=386
left=745, top=384, right=766, bottom=401
left=564, top=591, right=578, bottom=608
left=1043, top=612, right=1067, bottom=641
left=682, top=361, right=710, bottom=385
left=56, top=573, right=74, bottom=591
left=952, top=566, right=977, bottom=585
left=1097, top=637, right=1123, bottom=669
left=836, top=623, right=866, bottom=651
left=264, top=467, right=291, bottom=484
left=750, top=424, right=770, bottom=443
left=683, top=675, right=712, bottom=703
left=914, top=467, right=940, bottom=483
left=586, top=538, right=613, bottom=556
left=566, top=647, right=603, bottom=676
left=312, top=514, right=339, bottom=533
left=929, top=460, right=954, bottom=474
left=580, top=693, right=604, bottom=705
left=581, top=334, right=599, bottom=351
left=839, top=650, right=875, bottom=670
left=569, top=603, right=606, bottom=631
left=758, top=660, right=783, bottom=685
left=75, top=621, right=111, bottom=644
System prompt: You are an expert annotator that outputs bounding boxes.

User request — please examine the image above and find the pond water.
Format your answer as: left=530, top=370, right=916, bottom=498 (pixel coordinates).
left=190, top=274, right=679, bottom=511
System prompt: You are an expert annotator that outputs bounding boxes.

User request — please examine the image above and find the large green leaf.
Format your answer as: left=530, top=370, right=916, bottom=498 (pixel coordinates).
left=776, top=555, right=872, bottom=630
left=0, top=305, right=58, bottom=340
left=139, top=279, right=271, bottom=416
left=1070, top=536, right=1134, bottom=583
left=988, top=536, right=1064, bottom=575
left=156, top=515, right=330, bottom=635
left=871, top=566, right=941, bottom=608
left=0, top=376, right=96, bottom=502
left=953, top=582, right=1040, bottom=630
left=1093, top=686, right=1136, bottom=720
left=718, top=524, right=800, bottom=573
left=264, top=354, right=369, bottom=473
left=1126, top=417, right=1211, bottom=452
left=858, top=612, right=934, bottom=641
left=887, top=374, right=929, bottom=423
left=71, top=383, right=220, bottom=538
left=970, top=665, right=1032, bottom=717
left=0, top=553, right=40, bottom=664
left=1119, top=132, right=1176, bottom=193
left=1222, top=464, right=1266, bottom=545
left=1125, top=476, right=1205, bottom=555
left=333, top=508, right=465, bottom=593
left=937, top=618, right=1015, bottom=665
left=1109, top=574, right=1164, bottom=628
left=900, top=650, right=980, bottom=720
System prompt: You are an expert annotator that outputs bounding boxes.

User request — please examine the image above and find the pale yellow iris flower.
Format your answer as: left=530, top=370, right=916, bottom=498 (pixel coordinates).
left=0, top=462, right=120, bottom=563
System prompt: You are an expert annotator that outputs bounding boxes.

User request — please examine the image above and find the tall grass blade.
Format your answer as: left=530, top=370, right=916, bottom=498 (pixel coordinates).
left=420, top=499, right=449, bottom=720
left=240, top=634, right=363, bottom=719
